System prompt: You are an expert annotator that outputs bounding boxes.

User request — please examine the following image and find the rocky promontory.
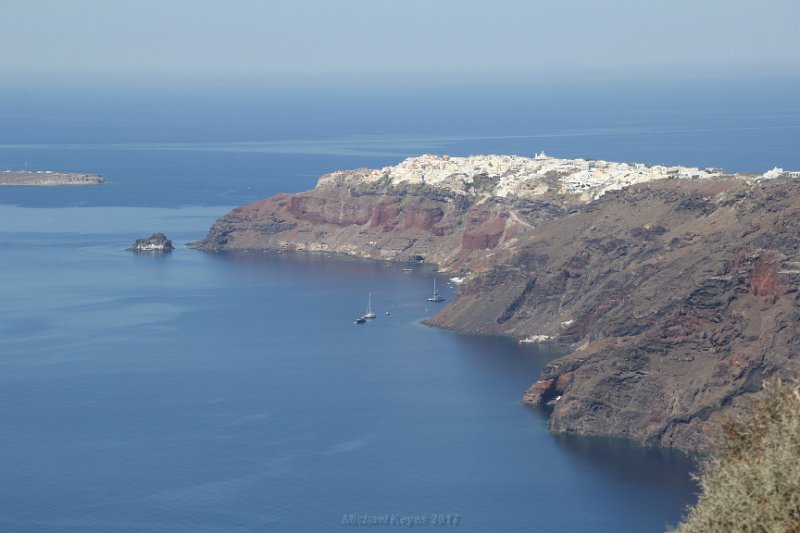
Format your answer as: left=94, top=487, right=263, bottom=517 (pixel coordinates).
left=192, top=154, right=741, bottom=267
left=193, top=154, right=800, bottom=451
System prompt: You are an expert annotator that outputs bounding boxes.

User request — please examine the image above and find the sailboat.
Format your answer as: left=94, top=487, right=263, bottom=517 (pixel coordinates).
left=426, top=278, right=445, bottom=302
left=362, top=292, right=377, bottom=319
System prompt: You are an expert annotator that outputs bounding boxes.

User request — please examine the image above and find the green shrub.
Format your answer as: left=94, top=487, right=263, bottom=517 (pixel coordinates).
left=671, top=379, right=800, bottom=532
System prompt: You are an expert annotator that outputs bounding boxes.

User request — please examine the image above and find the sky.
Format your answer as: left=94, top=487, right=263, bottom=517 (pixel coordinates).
left=2, top=0, right=800, bottom=86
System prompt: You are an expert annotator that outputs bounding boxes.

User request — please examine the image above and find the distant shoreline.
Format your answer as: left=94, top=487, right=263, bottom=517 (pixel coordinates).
left=0, top=170, right=104, bottom=186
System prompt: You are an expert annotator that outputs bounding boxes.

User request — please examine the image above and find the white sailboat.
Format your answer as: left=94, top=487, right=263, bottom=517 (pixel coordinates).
left=426, top=278, right=445, bottom=302
left=362, top=292, right=376, bottom=319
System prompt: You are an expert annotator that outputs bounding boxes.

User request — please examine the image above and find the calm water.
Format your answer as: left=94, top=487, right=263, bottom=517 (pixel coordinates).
left=2, top=80, right=798, bottom=532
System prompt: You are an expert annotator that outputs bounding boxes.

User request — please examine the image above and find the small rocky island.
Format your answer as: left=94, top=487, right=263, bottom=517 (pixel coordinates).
left=128, top=233, right=174, bottom=253
left=0, top=170, right=104, bottom=186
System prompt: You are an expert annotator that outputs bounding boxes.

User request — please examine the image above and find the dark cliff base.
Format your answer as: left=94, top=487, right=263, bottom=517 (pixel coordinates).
left=194, top=175, right=800, bottom=451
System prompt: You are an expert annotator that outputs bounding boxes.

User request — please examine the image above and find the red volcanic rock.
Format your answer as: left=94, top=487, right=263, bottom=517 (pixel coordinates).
left=399, top=205, right=444, bottom=231
left=462, top=213, right=508, bottom=251
left=523, top=372, right=575, bottom=405
left=192, top=173, right=555, bottom=266
left=287, top=196, right=372, bottom=226
left=367, top=200, right=401, bottom=231
left=523, top=379, right=555, bottom=404
left=555, top=371, right=574, bottom=391
left=750, top=253, right=781, bottom=297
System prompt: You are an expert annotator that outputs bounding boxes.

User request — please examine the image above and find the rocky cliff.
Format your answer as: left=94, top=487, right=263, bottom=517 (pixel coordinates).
left=193, top=154, right=736, bottom=269
left=193, top=154, right=800, bottom=451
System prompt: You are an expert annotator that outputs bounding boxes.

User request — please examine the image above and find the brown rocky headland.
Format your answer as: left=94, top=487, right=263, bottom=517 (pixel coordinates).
left=192, top=154, right=800, bottom=451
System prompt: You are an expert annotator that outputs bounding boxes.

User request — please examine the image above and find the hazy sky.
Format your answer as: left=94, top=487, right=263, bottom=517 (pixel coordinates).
left=3, top=0, right=799, bottom=85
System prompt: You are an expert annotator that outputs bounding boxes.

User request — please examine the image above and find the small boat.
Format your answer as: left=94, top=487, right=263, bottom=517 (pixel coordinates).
left=426, top=278, right=445, bottom=302
left=354, top=317, right=366, bottom=324
left=362, top=292, right=376, bottom=320
left=402, top=268, right=413, bottom=272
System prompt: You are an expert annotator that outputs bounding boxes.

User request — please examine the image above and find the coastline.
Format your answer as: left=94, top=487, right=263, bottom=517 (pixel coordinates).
left=0, top=170, right=104, bottom=186
left=191, top=153, right=800, bottom=451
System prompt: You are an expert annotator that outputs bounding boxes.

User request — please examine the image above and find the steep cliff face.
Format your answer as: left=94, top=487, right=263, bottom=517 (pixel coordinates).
left=429, top=178, right=800, bottom=450
left=192, top=156, right=574, bottom=271
left=193, top=154, right=735, bottom=270
left=192, top=183, right=534, bottom=270
left=193, top=154, right=800, bottom=451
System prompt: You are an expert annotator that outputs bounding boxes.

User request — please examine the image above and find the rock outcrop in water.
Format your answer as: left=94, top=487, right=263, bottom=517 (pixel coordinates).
left=129, top=233, right=174, bottom=253
left=193, top=154, right=800, bottom=451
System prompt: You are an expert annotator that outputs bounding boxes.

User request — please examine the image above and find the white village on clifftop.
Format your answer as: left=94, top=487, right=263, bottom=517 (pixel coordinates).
left=320, top=153, right=799, bottom=203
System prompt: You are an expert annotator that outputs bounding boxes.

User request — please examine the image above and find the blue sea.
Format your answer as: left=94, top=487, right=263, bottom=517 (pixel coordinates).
left=1, top=79, right=798, bottom=532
